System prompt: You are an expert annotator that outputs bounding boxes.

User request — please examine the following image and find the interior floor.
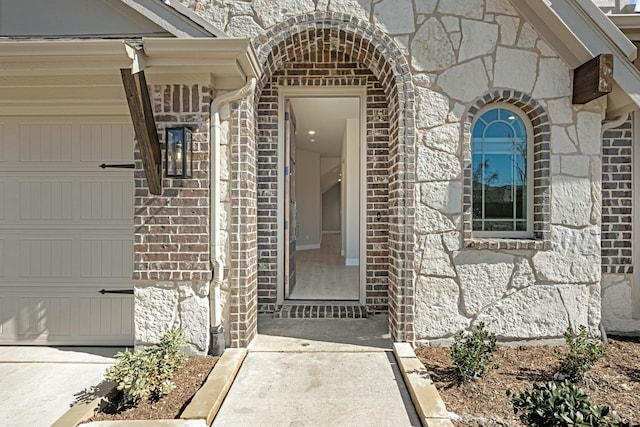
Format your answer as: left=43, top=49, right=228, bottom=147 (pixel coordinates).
left=288, top=233, right=359, bottom=300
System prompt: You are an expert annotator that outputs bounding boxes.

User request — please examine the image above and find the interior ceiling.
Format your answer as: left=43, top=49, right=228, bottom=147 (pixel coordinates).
left=290, top=97, right=359, bottom=158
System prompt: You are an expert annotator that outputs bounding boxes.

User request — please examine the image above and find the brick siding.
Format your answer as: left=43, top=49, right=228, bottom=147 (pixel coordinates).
left=254, top=12, right=416, bottom=342
left=133, top=84, right=212, bottom=282
left=256, top=59, right=391, bottom=313
left=602, top=117, right=633, bottom=274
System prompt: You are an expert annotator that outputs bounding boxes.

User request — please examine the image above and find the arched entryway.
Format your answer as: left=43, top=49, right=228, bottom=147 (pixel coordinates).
left=248, top=12, right=416, bottom=343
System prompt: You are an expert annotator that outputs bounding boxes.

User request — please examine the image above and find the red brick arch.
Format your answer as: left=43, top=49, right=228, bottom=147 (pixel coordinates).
left=248, top=12, right=417, bottom=342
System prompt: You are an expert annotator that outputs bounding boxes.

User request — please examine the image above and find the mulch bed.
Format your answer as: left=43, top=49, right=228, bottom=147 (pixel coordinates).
left=88, top=355, right=218, bottom=422
left=415, top=336, right=640, bottom=427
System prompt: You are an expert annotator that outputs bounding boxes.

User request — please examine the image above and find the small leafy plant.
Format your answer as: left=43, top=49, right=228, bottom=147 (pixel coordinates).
left=450, top=322, right=498, bottom=383
left=105, top=328, right=186, bottom=406
left=508, top=380, right=619, bottom=427
left=555, top=325, right=605, bottom=382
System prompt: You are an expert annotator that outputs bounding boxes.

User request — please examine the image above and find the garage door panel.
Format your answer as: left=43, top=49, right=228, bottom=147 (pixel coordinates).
left=17, top=296, right=73, bottom=337
left=78, top=296, right=133, bottom=338
left=20, top=181, right=74, bottom=220
left=80, top=123, right=134, bottom=162
left=20, top=238, right=73, bottom=278
left=0, top=118, right=134, bottom=345
left=80, top=239, right=133, bottom=278
left=0, top=290, right=133, bottom=344
left=19, top=123, right=74, bottom=162
left=80, top=180, right=133, bottom=220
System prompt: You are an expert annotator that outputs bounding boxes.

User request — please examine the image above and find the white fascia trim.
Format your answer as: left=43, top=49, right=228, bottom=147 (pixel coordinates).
left=120, top=0, right=220, bottom=38
left=573, top=0, right=637, bottom=60
left=161, top=0, right=227, bottom=37
left=0, top=38, right=262, bottom=83
left=141, top=38, right=262, bottom=78
left=0, top=39, right=132, bottom=73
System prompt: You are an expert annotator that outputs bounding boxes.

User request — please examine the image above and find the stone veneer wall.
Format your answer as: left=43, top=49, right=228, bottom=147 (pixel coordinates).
left=133, top=84, right=213, bottom=354
left=601, top=116, right=639, bottom=333
left=180, top=0, right=607, bottom=342
left=411, top=1, right=604, bottom=341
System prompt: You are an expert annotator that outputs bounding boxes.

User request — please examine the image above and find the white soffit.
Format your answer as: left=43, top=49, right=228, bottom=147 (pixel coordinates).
left=510, top=0, right=640, bottom=118
left=0, top=38, right=262, bottom=115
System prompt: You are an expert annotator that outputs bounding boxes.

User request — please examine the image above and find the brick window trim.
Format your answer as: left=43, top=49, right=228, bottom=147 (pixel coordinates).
left=462, top=90, right=552, bottom=251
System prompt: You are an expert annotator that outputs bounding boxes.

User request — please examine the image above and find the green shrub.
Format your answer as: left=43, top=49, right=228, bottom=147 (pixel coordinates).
left=555, top=325, right=605, bottom=382
left=105, top=328, right=186, bottom=405
left=450, top=322, right=498, bottom=383
left=508, top=380, right=619, bottom=427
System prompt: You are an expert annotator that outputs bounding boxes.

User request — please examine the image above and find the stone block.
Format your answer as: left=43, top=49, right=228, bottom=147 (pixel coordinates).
left=533, top=58, right=571, bottom=98
left=416, top=87, right=450, bottom=129
left=416, top=147, right=461, bottom=182
left=374, top=0, right=415, bottom=34
left=415, top=276, right=469, bottom=338
left=551, top=175, right=592, bottom=226
left=422, top=123, right=461, bottom=154
left=476, top=285, right=588, bottom=338
left=421, top=181, right=463, bottom=214
left=411, top=18, right=456, bottom=72
left=459, top=20, right=498, bottom=62
left=253, top=0, right=314, bottom=28
left=438, top=59, right=489, bottom=103
left=455, top=251, right=515, bottom=315
left=437, top=0, right=484, bottom=19
left=135, top=285, right=179, bottom=344
left=493, top=47, right=537, bottom=93
left=532, top=226, right=600, bottom=283
left=415, top=234, right=456, bottom=277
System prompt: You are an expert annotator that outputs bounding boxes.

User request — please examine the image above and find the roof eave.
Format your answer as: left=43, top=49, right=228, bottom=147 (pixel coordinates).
left=509, top=0, right=640, bottom=118
left=119, top=0, right=225, bottom=38
left=0, top=38, right=262, bottom=89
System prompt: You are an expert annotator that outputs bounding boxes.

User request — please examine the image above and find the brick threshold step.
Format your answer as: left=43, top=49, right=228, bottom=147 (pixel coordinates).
left=274, top=303, right=368, bottom=319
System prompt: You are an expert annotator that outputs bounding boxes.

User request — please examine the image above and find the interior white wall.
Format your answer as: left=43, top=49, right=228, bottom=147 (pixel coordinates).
left=295, top=149, right=321, bottom=249
left=322, top=183, right=341, bottom=232
left=344, top=118, right=359, bottom=266
left=321, top=157, right=340, bottom=174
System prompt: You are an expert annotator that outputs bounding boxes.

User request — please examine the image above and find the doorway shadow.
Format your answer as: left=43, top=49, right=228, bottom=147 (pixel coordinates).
left=255, top=314, right=391, bottom=350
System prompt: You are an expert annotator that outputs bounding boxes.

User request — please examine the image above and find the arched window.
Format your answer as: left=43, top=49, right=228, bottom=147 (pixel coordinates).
left=471, top=105, right=533, bottom=237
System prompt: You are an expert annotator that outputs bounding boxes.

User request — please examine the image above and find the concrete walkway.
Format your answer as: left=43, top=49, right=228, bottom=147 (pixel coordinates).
left=213, top=315, right=421, bottom=426
left=0, top=346, right=118, bottom=427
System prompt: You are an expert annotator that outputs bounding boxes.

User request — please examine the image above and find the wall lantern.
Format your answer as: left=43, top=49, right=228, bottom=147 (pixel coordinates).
left=165, top=126, right=193, bottom=179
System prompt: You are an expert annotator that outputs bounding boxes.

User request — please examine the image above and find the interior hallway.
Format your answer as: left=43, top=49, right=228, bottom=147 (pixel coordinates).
left=288, top=233, right=359, bottom=300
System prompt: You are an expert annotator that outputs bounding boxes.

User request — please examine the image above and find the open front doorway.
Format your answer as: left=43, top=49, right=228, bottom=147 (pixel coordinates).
left=280, top=92, right=365, bottom=304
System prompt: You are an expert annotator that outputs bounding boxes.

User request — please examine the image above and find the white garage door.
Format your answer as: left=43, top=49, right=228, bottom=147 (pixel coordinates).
left=0, top=117, right=135, bottom=345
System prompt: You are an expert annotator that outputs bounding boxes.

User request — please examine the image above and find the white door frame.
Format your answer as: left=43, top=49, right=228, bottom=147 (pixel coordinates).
left=276, top=87, right=367, bottom=305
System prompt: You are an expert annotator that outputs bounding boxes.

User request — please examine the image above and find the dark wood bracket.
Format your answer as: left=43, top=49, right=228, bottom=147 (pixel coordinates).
left=573, top=53, right=613, bottom=105
left=120, top=68, right=162, bottom=195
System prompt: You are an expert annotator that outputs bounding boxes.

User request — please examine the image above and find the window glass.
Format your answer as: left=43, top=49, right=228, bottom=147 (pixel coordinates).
left=472, top=108, right=528, bottom=233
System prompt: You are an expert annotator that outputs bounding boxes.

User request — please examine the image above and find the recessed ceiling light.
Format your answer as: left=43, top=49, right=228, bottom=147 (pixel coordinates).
left=310, top=138, right=316, bottom=143
left=308, top=130, right=316, bottom=135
